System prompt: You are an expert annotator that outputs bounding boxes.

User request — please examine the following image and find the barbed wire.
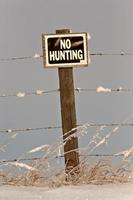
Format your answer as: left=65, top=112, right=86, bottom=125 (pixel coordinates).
left=1, top=123, right=133, bottom=134
left=1, top=86, right=133, bottom=99
left=75, top=87, right=133, bottom=93
left=0, top=54, right=42, bottom=62
left=0, top=89, right=59, bottom=98
left=0, top=153, right=124, bottom=164
left=79, top=123, right=133, bottom=127
left=0, top=157, right=41, bottom=164
left=90, top=52, right=133, bottom=56
left=0, top=126, right=62, bottom=134
left=0, top=52, right=133, bottom=62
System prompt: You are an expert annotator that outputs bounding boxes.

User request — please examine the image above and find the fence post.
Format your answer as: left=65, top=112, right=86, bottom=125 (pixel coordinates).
left=56, top=29, right=80, bottom=175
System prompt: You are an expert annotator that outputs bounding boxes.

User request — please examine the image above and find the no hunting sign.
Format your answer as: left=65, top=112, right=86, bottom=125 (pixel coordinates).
left=42, top=33, right=90, bottom=68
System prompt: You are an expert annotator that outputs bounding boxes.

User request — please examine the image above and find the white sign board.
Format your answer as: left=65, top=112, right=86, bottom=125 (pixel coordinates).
left=42, top=33, right=90, bottom=68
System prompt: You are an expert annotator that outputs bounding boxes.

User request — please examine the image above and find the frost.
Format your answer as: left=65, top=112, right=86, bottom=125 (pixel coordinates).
left=28, top=144, right=50, bottom=153
left=33, top=53, right=41, bottom=58
left=57, top=145, right=62, bottom=157
left=36, top=90, right=44, bottom=95
left=96, top=86, right=111, bottom=93
left=113, top=127, right=119, bottom=133
left=16, top=92, right=26, bottom=98
left=100, top=125, right=106, bottom=131
left=11, top=133, right=18, bottom=139
left=116, top=147, right=133, bottom=159
left=6, top=162, right=37, bottom=171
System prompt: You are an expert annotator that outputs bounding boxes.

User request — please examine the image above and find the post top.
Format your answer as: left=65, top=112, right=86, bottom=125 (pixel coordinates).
left=56, top=29, right=72, bottom=34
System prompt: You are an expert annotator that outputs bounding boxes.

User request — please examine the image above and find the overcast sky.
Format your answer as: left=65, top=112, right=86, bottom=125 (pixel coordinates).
left=0, top=0, right=133, bottom=161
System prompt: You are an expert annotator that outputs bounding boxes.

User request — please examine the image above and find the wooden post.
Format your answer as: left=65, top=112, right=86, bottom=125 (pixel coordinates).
left=56, top=29, right=80, bottom=175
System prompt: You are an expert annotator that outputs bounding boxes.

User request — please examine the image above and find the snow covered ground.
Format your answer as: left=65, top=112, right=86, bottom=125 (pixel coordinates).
left=0, top=183, right=133, bottom=200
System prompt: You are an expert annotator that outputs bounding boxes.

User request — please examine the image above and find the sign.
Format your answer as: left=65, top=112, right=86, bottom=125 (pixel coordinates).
left=42, top=33, right=90, bottom=68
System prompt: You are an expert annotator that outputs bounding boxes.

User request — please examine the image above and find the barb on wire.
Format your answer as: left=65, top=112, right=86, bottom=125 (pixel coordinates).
left=0, top=123, right=133, bottom=134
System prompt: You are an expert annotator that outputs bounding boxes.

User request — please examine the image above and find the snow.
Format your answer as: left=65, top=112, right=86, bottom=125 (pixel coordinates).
left=96, top=86, right=111, bottom=93
left=0, top=183, right=133, bottom=200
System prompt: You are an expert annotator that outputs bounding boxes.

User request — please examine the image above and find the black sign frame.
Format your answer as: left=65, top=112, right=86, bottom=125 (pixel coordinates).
left=42, top=33, right=90, bottom=68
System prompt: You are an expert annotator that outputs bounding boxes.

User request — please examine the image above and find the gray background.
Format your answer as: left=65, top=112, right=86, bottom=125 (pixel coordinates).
left=0, top=0, right=133, bottom=161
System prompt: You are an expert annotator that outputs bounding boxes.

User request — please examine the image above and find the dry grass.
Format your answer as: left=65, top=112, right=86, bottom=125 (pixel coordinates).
left=0, top=159, right=132, bottom=187
left=0, top=120, right=133, bottom=187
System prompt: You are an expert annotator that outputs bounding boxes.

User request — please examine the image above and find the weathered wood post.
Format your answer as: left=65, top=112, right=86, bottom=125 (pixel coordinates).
left=56, top=29, right=80, bottom=174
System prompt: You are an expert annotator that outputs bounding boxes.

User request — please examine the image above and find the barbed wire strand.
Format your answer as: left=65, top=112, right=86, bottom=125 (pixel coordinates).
left=0, top=154, right=124, bottom=164
left=1, top=87, right=133, bottom=99
left=75, top=87, right=133, bottom=93
left=1, top=123, right=133, bottom=134
left=0, top=54, right=43, bottom=61
left=90, top=52, right=133, bottom=56
left=0, top=89, right=59, bottom=98
left=0, top=52, right=133, bottom=62
left=0, top=126, right=62, bottom=133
